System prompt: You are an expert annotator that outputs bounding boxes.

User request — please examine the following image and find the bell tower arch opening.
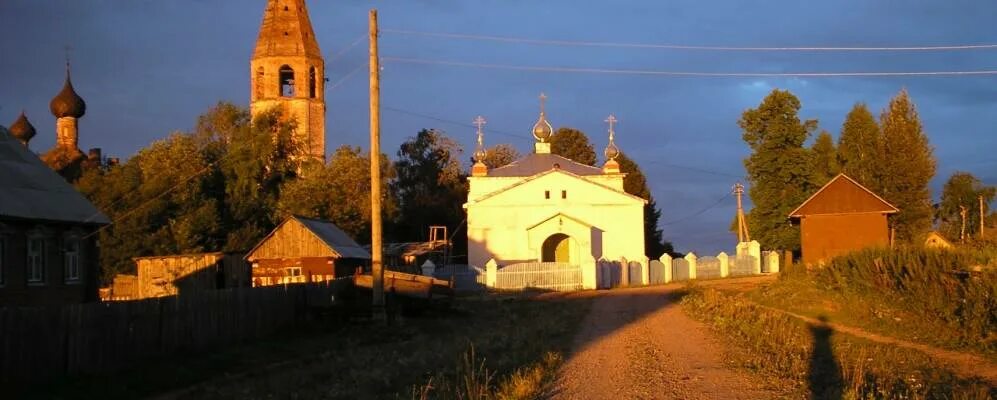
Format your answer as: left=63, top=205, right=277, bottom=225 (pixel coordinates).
left=541, top=234, right=572, bottom=264
left=309, top=66, right=317, bottom=98
left=279, top=65, right=295, bottom=97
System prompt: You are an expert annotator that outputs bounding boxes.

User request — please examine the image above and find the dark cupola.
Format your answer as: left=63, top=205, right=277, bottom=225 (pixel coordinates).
left=9, top=111, right=37, bottom=145
left=49, top=64, right=87, bottom=119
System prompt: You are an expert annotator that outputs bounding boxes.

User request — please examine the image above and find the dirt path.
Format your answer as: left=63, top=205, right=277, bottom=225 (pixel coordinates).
left=759, top=305, right=997, bottom=385
left=555, top=279, right=779, bottom=400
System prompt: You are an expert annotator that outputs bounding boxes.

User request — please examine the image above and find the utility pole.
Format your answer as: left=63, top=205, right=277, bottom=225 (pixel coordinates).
left=368, top=9, right=384, bottom=316
left=734, top=183, right=750, bottom=243
left=960, top=205, right=968, bottom=243
left=981, top=195, right=987, bottom=240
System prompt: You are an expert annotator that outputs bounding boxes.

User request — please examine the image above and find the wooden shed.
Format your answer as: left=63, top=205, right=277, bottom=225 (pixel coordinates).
left=789, top=174, right=899, bottom=266
left=246, top=216, right=370, bottom=287
left=131, top=252, right=249, bottom=299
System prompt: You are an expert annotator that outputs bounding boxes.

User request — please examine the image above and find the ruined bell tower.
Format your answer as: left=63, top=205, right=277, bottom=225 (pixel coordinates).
left=251, top=0, right=326, bottom=161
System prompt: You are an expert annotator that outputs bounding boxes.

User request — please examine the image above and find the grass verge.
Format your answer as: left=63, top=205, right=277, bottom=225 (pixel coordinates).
left=682, top=287, right=994, bottom=399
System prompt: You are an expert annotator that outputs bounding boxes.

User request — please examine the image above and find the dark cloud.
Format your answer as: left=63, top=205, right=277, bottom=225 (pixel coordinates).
left=1, top=0, right=994, bottom=254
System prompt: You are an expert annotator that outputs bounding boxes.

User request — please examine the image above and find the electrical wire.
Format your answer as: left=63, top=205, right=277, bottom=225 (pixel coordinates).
left=383, top=57, right=997, bottom=78
left=383, top=28, right=997, bottom=52
left=661, top=191, right=733, bottom=226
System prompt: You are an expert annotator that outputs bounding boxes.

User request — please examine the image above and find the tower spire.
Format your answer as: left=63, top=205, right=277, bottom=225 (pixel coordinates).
left=602, top=114, right=621, bottom=174
left=472, top=115, right=489, bottom=177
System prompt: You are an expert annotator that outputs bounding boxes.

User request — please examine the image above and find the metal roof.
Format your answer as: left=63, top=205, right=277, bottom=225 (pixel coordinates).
left=487, top=153, right=604, bottom=177
left=0, top=127, right=109, bottom=225
left=293, top=216, right=371, bottom=259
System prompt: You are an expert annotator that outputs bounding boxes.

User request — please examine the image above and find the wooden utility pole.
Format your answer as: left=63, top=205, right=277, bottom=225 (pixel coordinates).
left=369, top=9, right=384, bottom=314
left=734, top=183, right=750, bottom=242
left=981, top=195, right=987, bottom=240
left=959, top=205, right=968, bottom=242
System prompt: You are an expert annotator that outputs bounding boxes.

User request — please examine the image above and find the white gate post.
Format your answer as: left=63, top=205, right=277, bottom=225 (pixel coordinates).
left=685, top=252, right=698, bottom=280
left=620, top=256, right=629, bottom=287
left=718, top=252, right=729, bottom=278
left=485, top=259, right=498, bottom=288
left=767, top=251, right=781, bottom=273
left=581, top=256, right=597, bottom=290
left=660, top=255, right=673, bottom=283
left=421, top=260, right=436, bottom=277
left=640, top=257, right=650, bottom=286
left=748, top=240, right=761, bottom=275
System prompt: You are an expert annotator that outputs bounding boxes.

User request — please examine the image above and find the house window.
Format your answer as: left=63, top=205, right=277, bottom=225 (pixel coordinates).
left=287, top=267, right=302, bottom=277
left=64, top=237, right=80, bottom=283
left=562, top=190, right=567, bottom=199
left=545, top=190, right=550, bottom=199
left=27, top=238, right=45, bottom=284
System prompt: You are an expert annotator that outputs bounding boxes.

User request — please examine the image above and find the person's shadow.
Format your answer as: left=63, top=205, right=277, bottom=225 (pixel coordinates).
left=808, top=316, right=844, bottom=400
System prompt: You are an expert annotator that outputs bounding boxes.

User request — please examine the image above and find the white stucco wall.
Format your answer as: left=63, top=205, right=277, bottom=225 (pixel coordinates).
left=465, top=171, right=646, bottom=269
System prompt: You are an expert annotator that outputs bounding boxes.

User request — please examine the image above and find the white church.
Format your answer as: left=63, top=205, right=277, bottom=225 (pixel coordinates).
left=464, top=96, right=647, bottom=289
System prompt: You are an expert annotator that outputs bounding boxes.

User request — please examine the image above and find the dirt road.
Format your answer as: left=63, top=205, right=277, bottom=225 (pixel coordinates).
left=555, top=278, right=779, bottom=400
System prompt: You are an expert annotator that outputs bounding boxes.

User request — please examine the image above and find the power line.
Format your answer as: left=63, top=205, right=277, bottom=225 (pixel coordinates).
left=328, top=62, right=367, bottom=90
left=383, top=57, right=997, bottom=78
left=383, top=28, right=997, bottom=52
left=661, top=191, right=733, bottom=226
left=330, top=34, right=367, bottom=59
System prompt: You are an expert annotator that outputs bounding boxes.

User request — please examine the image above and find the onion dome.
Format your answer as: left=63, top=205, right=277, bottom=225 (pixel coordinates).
left=532, top=93, right=553, bottom=142
left=50, top=65, right=87, bottom=119
left=9, top=111, right=37, bottom=144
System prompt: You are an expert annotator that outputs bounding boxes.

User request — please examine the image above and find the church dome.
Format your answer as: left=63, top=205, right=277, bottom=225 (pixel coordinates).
left=9, top=112, right=36, bottom=144
left=532, top=114, right=553, bottom=142
left=50, top=68, right=86, bottom=119
left=604, top=141, right=620, bottom=161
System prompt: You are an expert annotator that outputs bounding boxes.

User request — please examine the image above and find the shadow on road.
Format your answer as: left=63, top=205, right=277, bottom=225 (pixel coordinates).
left=808, top=315, right=843, bottom=400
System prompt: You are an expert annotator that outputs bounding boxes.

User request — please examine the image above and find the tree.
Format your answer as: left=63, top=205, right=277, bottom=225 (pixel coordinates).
left=392, top=129, right=468, bottom=246
left=615, top=152, right=673, bottom=259
left=878, top=89, right=936, bottom=242
left=937, top=171, right=995, bottom=241
left=837, top=103, right=882, bottom=189
left=551, top=127, right=597, bottom=166
left=482, top=143, right=520, bottom=169
left=739, top=89, right=818, bottom=251
left=811, top=130, right=839, bottom=184
left=278, top=145, right=396, bottom=241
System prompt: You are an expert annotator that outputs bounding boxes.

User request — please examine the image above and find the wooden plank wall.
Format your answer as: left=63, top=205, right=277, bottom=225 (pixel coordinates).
left=0, top=280, right=350, bottom=385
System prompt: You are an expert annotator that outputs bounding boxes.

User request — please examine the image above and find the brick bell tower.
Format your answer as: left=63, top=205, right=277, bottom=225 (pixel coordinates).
left=251, top=0, right=326, bottom=161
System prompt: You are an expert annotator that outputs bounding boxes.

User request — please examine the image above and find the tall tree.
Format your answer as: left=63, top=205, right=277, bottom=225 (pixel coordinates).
left=739, top=89, right=818, bottom=251
left=878, top=89, right=936, bottom=242
left=482, top=143, right=520, bottom=169
left=616, top=152, right=673, bottom=259
left=937, top=171, right=995, bottom=241
left=837, top=103, right=882, bottom=189
left=811, top=130, right=840, bottom=184
left=551, top=127, right=597, bottom=166
left=392, top=129, right=468, bottom=245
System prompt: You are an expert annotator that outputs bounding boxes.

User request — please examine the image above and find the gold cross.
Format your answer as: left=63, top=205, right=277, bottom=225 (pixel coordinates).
left=605, top=114, right=617, bottom=141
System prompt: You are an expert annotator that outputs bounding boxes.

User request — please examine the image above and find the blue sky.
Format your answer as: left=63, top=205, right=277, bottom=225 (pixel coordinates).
left=1, top=0, right=995, bottom=254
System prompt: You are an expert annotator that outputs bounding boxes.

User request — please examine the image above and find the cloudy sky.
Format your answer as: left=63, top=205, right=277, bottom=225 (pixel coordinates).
left=1, top=0, right=995, bottom=254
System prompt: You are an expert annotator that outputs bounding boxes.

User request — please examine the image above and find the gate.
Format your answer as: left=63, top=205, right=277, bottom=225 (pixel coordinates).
left=495, top=262, right=582, bottom=291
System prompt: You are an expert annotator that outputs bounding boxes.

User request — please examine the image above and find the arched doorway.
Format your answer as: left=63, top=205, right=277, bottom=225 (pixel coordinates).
left=541, top=234, right=571, bottom=263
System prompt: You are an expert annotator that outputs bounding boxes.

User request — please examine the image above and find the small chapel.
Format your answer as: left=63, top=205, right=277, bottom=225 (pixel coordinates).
left=464, top=95, right=647, bottom=280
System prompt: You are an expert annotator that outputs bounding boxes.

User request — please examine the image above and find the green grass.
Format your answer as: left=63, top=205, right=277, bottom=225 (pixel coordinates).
left=682, top=287, right=994, bottom=399
left=755, top=246, right=996, bottom=358
left=20, top=295, right=592, bottom=400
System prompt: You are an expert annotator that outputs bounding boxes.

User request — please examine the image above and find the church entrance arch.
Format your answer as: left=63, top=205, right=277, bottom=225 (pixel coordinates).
left=541, top=234, right=572, bottom=263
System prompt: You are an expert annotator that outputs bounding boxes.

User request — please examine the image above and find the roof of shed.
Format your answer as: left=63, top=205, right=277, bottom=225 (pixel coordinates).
left=789, top=174, right=899, bottom=218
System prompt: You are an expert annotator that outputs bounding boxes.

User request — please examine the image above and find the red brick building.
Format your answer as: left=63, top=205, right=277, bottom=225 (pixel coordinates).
left=789, top=174, right=898, bottom=265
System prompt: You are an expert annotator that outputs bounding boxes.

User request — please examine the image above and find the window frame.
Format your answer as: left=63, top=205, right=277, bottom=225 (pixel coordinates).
left=26, top=236, right=46, bottom=285
left=63, top=235, right=81, bottom=284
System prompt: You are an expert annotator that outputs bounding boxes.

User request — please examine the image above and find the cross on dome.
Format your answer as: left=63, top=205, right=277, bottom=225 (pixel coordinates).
left=603, top=114, right=620, bottom=161
left=532, top=92, right=553, bottom=143
left=473, top=115, right=487, bottom=163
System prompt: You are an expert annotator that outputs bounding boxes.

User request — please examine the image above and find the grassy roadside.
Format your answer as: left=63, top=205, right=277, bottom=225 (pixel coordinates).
left=21, top=295, right=592, bottom=400
left=682, top=286, right=994, bottom=399
left=751, top=247, right=996, bottom=359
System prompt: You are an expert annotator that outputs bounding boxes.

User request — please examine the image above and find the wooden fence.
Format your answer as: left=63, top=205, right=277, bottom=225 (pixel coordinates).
left=0, top=280, right=350, bottom=385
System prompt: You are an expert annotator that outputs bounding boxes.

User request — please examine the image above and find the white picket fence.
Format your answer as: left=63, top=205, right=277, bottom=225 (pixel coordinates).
left=493, top=262, right=583, bottom=291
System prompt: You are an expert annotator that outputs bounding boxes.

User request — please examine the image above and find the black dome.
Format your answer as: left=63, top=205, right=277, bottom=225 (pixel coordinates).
left=50, top=68, right=86, bottom=119
left=9, top=112, right=36, bottom=143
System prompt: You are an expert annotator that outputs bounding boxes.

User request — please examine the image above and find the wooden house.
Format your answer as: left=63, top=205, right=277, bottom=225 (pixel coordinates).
left=0, top=125, right=110, bottom=306
left=246, top=216, right=370, bottom=287
left=789, top=174, right=899, bottom=266
left=129, top=252, right=249, bottom=299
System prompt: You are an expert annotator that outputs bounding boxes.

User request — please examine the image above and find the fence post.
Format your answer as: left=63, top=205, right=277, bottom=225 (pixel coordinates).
left=660, top=255, right=672, bottom=283
left=718, top=252, right=729, bottom=278
left=767, top=251, right=780, bottom=273
left=421, top=260, right=436, bottom=277
left=620, top=257, right=629, bottom=287
left=485, top=259, right=497, bottom=288
left=685, top=252, right=698, bottom=280
left=748, top=240, right=761, bottom=275
left=581, top=257, right=597, bottom=290
left=640, top=257, right=650, bottom=286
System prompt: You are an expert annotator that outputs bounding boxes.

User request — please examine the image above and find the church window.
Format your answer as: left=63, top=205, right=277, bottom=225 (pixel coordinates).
left=255, top=67, right=264, bottom=98
left=309, top=66, right=317, bottom=98
left=545, top=190, right=550, bottom=199
left=562, top=190, right=567, bottom=199
left=279, top=65, right=295, bottom=97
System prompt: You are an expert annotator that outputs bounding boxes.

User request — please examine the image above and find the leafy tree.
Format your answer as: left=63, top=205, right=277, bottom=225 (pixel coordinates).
left=837, top=103, right=882, bottom=189
left=278, top=145, right=396, bottom=241
left=551, top=127, right=597, bottom=166
left=615, top=152, right=673, bottom=259
left=811, top=130, right=839, bottom=184
left=482, top=143, right=520, bottom=169
left=878, top=89, right=936, bottom=242
left=392, top=129, right=468, bottom=245
left=937, top=171, right=995, bottom=241
left=739, top=89, right=818, bottom=251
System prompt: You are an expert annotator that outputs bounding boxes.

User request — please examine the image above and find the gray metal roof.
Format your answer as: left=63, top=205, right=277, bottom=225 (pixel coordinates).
left=488, top=153, right=604, bottom=177
left=295, top=216, right=371, bottom=259
left=0, top=127, right=109, bottom=225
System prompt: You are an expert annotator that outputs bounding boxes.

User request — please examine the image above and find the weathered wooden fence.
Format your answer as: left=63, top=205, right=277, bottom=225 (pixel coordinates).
left=0, top=280, right=350, bottom=385
left=493, top=262, right=582, bottom=291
